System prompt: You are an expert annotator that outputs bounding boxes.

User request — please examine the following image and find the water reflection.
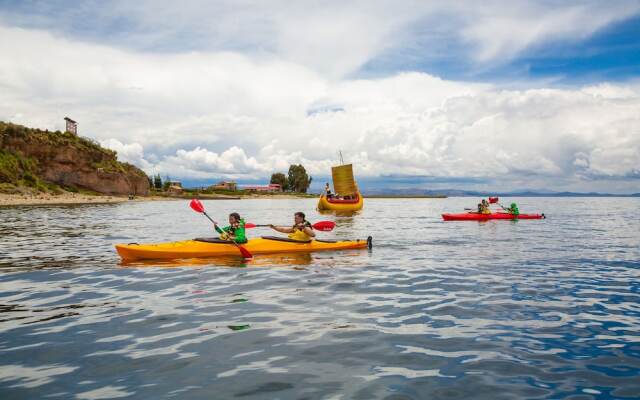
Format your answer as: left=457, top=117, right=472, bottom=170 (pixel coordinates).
left=119, top=252, right=317, bottom=268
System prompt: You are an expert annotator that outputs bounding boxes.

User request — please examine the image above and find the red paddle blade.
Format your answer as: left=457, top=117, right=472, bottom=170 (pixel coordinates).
left=237, top=245, right=252, bottom=259
left=489, top=197, right=499, bottom=204
left=244, top=223, right=257, bottom=228
left=189, top=199, right=205, bottom=213
left=312, top=221, right=336, bottom=231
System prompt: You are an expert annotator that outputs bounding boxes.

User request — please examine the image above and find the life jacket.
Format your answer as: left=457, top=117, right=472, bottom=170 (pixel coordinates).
left=288, top=221, right=313, bottom=241
left=218, top=219, right=247, bottom=243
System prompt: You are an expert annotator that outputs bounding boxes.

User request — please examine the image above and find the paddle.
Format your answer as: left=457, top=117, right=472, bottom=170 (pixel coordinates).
left=244, top=221, right=336, bottom=232
left=189, top=199, right=253, bottom=258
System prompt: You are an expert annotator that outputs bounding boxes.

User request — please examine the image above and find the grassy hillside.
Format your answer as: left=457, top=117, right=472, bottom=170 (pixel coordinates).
left=0, top=121, right=150, bottom=195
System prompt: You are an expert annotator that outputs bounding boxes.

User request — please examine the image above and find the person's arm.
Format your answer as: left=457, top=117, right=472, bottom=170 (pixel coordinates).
left=269, top=225, right=293, bottom=233
left=303, top=226, right=316, bottom=238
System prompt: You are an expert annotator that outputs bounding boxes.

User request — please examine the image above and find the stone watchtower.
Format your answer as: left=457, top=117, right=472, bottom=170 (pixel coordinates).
left=64, top=117, right=77, bottom=135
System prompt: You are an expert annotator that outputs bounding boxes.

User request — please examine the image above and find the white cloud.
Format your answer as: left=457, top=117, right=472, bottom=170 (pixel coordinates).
left=99, top=138, right=152, bottom=169
left=458, top=2, right=640, bottom=62
left=3, top=1, right=639, bottom=75
left=1, top=4, right=639, bottom=193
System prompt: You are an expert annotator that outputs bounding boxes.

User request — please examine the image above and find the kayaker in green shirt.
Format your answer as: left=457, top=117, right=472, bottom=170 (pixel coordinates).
left=214, top=212, right=247, bottom=243
left=505, top=202, right=519, bottom=216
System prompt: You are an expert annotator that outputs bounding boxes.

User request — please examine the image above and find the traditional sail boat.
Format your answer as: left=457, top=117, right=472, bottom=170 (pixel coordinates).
left=317, top=159, right=364, bottom=211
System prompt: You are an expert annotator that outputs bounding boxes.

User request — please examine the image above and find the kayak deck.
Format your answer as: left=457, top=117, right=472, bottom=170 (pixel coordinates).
left=116, top=236, right=372, bottom=261
left=442, top=212, right=545, bottom=221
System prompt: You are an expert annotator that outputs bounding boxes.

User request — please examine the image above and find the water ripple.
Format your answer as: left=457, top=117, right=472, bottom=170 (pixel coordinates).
left=0, top=198, right=639, bottom=399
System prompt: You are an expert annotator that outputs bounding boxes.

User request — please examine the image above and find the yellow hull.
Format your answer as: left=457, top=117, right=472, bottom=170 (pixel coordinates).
left=116, top=236, right=371, bottom=261
left=317, top=191, right=364, bottom=211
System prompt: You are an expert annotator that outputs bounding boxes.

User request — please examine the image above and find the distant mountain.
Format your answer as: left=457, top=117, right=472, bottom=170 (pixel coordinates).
left=361, top=188, right=638, bottom=197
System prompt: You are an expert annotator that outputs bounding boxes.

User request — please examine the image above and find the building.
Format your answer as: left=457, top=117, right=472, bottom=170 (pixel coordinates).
left=241, top=183, right=282, bottom=192
left=64, top=117, right=77, bottom=135
left=166, top=181, right=183, bottom=194
left=209, top=181, right=237, bottom=191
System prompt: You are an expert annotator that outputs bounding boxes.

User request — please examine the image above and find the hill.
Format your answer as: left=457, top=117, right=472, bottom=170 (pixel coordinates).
left=0, top=121, right=149, bottom=196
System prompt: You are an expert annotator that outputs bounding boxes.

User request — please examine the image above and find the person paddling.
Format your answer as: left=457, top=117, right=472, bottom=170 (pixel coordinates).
left=269, top=211, right=316, bottom=241
left=213, top=212, right=247, bottom=244
left=504, top=202, right=519, bottom=216
left=481, top=199, right=491, bottom=214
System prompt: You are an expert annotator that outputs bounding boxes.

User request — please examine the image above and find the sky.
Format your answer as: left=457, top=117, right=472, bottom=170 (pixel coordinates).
left=0, top=0, right=639, bottom=193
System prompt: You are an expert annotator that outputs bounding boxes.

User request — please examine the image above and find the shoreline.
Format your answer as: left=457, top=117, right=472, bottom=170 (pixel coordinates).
left=365, top=194, right=447, bottom=199
left=1, top=191, right=454, bottom=206
left=0, top=192, right=316, bottom=206
left=0, top=193, right=176, bottom=207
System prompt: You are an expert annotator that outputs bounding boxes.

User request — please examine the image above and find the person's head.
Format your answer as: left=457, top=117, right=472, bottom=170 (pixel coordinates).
left=229, top=212, right=241, bottom=225
left=325, top=183, right=330, bottom=187
left=482, top=199, right=488, bottom=205
left=294, top=211, right=306, bottom=225
left=510, top=203, right=517, bottom=209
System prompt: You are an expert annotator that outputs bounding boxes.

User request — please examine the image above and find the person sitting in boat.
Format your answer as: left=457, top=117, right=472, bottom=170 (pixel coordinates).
left=325, top=183, right=334, bottom=199
left=269, top=211, right=316, bottom=241
left=505, top=202, right=519, bottom=216
left=481, top=199, right=491, bottom=214
left=213, top=212, right=247, bottom=243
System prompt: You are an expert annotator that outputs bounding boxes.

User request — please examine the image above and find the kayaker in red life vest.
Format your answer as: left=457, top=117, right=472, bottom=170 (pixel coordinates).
left=269, top=212, right=316, bottom=241
left=213, top=212, right=247, bottom=243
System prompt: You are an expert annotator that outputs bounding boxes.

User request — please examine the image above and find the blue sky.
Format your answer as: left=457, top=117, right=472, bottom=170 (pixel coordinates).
left=1, top=1, right=639, bottom=193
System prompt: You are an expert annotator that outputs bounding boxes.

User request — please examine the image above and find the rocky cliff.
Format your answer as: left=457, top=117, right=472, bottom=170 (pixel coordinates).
left=0, top=121, right=149, bottom=196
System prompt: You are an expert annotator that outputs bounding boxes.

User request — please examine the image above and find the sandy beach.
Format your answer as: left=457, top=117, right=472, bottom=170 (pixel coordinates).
left=0, top=192, right=316, bottom=206
left=0, top=193, right=174, bottom=207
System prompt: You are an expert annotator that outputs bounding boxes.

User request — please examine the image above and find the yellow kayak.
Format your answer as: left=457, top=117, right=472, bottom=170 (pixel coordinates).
left=317, top=191, right=364, bottom=211
left=116, top=236, right=372, bottom=261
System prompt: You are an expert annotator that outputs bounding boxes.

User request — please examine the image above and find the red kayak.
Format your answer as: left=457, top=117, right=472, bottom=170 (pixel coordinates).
left=442, top=212, right=545, bottom=221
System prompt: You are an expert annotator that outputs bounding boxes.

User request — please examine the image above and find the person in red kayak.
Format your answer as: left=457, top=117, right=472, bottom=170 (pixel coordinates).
left=504, top=202, right=519, bottom=216
left=476, top=199, right=491, bottom=214
left=269, top=211, right=316, bottom=241
left=213, top=212, right=247, bottom=243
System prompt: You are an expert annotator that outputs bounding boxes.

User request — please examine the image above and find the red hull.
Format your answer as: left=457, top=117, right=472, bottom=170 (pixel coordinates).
left=442, top=212, right=545, bottom=221
left=324, top=193, right=361, bottom=204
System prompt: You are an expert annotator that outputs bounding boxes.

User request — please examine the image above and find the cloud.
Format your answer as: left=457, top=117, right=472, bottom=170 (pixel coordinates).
left=458, top=2, right=640, bottom=62
left=99, top=138, right=152, bottom=169
left=1, top=5, right=640, bottom=193
left=2, top=1, right=639, bottom=77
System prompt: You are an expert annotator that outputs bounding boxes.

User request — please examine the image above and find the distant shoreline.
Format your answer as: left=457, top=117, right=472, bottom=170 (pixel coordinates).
left=0, top=191, right=316, bottom=206
left=3, top=191, right=636, bottom=206
left=0, top=193, right=178, bottom=207
left=365, top=194, right=447, bottom=198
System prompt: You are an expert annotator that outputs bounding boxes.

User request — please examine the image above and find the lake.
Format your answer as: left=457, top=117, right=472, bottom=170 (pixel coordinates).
left=1, top=198, right=639, bottom=399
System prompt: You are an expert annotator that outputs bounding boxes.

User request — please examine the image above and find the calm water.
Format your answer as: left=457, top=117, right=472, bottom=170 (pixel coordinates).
left=0, top=198, right=639, bottom=399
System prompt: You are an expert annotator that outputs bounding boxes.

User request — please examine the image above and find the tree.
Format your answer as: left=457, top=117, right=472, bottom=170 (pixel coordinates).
left=270, top=172, right=288, bottom=191
left=162, top=175, right=171, bottom=191
left=153, top=174, right=162, bottom=190
left=287, top=164, right=312, bottom=193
